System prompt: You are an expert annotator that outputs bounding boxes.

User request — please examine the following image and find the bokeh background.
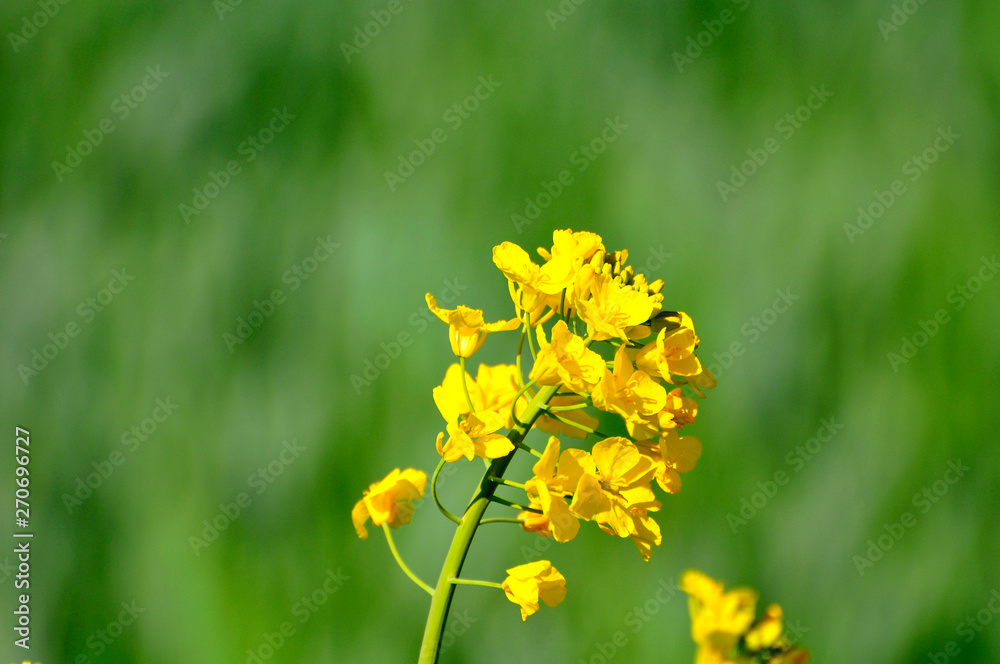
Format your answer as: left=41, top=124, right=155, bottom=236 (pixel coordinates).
left=2, top=1, right=999, bottom=662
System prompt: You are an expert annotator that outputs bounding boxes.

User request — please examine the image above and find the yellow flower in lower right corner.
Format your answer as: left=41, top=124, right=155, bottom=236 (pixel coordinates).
left=681, top=570, right=810, bottom=664
left=502, top=560, right=567, bottom=620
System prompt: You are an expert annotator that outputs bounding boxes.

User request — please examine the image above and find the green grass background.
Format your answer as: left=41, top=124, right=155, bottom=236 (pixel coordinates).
left=2, top=1, right=999, bottom=662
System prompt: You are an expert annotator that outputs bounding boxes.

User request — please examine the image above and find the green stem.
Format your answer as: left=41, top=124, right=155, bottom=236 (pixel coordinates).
left=526, top=324, right=538, bottom=360
left=515, top=441, right=542, bottom=458
left=509, top=379, right=537, bottom=428
left=488, top=495, right=540, bottom=513
left=480, top=517, right=524, bottom=525
left=545, top=401, right=590, bottom=412
left=382, top=524, right=433, bottom=596
left=541, top=409, right=612, bottom=438
left=417, top=383, right=560, bottom=663
left=459, top=357, right=476, bottom=413
left=488, top=477, right=526, bottom=489
left=432, top=459, right=461, bottom=525
left=515, top=323, right=527, bottom=384
left=449, top=578, right=503, bottom=590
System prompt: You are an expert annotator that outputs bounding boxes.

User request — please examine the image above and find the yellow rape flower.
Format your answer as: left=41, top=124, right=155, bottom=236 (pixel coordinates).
left=627, top=387, right=701, bottom=441
left=744, top=604, right=784, bottom=651
left=682, top=570, right=758, bottom=657
left=435, top=410, right=513, bottom=462
left=502, top=560, right=567, bottom=620
left=663, top=387, right=699, bottom=427
left=592, top=345, right=667, bottom=438
left=493, top=241, right=577, bottom=295
left=641, top=428, right=702, bottom=494
left=493, top=241, right=576, bottom=322
left=536, top=228, right=605, bottom=264
left=623, top=506, right=662, bottom=562
left=432, top=363, right=526, bottom=426
left=635, top=312, right=705, bottom=382
left=425, top=294, right=520, bottom=358
left=521, top=437, right=583, bottom=542
left=576, top=272, right=657, bottom=341
left=681, top=570, right=809, bottom=664
left=568, top=437, right=663, bottom=558
left=352, top=468, right=427, bottom=539
left=529, top=320, right=604, bottom=394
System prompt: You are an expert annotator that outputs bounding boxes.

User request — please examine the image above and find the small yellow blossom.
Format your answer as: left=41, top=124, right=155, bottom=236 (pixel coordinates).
left=493, top=241, right=576, bottom=322
left=663, top=388, right=699, bottom=427
left=494, top=241, right=577, bottom=295
left=628, top=387, right=702, bottom=441
left=568, top=437, right=663, bottom=558
left=352, top=468, right=427, bottom=539
left=682, top=570, right=810, bottom=664
left=425, top=294, right=520, bottom=357
left=536, top=229, right=605, bottom=265
left=502, top=560, right=567, bottom=620
left=744, top=604, right=784, bottom=651
left=592, top=345, right=667, bottom=438
left=529, top=320, right=605, bottom=393
left=436, top=410, right=513, bottom=462
left=432, top=363, right=526, bottom=426
left=682, top=570, right=758, bottom=657
left=521, top=437, right=583, bottom=542
left=641, top=428, right=702, bottom=494
left=635, top=312, right=705, bottom=382
left=576, top=273, right=657, bottom=341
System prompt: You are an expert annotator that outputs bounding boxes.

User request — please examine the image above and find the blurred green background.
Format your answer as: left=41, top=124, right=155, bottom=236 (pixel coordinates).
left=2, top=1, right=999, bottom=662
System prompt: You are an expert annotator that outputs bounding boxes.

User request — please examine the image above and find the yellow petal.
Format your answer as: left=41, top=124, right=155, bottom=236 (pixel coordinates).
left=351, top=499, right=370, bottom=539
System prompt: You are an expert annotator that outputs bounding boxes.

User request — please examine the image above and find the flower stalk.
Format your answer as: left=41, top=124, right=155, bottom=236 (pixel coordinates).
left=417, top=383, right=559, bottom=664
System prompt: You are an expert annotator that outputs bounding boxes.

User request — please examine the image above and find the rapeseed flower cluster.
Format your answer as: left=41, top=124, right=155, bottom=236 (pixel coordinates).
left=351, top=230, right=807, bottom=662
left=682, top=570, right=810, bottom=664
